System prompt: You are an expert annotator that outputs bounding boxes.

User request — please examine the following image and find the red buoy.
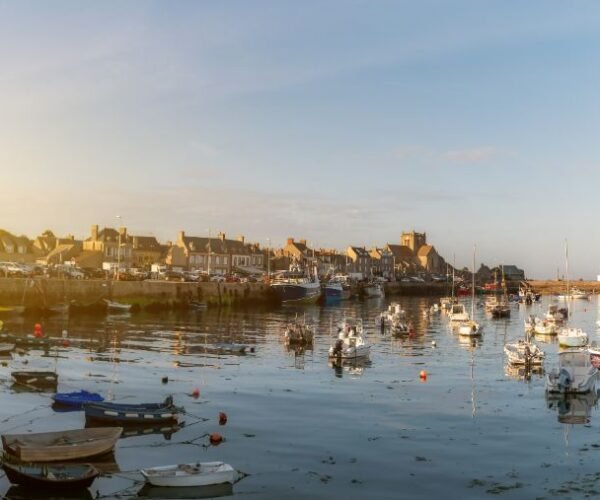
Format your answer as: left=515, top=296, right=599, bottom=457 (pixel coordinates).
left=62, top=339, right=69, bottom=347
left=191, top=387, right=200, bottom=399
left=419, top=370, right=427, bottom=380
left=209, top=433, right=223, bottom=445
left=219, top=412, right=228, bottom=425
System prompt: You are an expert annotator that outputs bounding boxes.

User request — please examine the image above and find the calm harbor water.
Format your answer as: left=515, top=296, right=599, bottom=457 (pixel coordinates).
left=1, top=295, right=600, bottom=499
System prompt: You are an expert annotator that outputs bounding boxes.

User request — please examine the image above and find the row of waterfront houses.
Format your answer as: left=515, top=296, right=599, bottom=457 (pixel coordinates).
left=0, top=226, right=475, bottom=278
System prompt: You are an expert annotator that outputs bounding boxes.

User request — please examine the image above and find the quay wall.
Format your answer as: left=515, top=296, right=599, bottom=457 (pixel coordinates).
left=0, top=279, right=449, bottom=310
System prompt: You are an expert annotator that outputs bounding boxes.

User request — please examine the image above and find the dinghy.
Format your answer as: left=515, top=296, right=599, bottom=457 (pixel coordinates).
left=84, top=396, right=183, bottom=425
left=11, top=371, right=57, bottom=388
left=2, top=462, right=99, bottom=491
left=141, top=461, right=238, bottom=487
left=2, top=427, right=122, bottom=462
left=52, top=390, right=104, bottom=409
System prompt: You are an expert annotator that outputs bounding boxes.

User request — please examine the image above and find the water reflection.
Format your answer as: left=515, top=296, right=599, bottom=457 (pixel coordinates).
left=137, top=482, right=233, bottom=499
left=329, top=358, right=371, bottom=378
left=4, top=486, right=94, bottom=500
left=504, top=363, right=545, bottom=381
left=546, top=391, right=599, bottom=424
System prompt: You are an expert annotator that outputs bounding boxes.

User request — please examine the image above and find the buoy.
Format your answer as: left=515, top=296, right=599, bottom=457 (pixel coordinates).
left=219, top=412, right=228, bottom=425
left=62, top=339, right=69, bottom=347
left=419, top=370, right=427, bottom=380
left=191, top=387, right=200, bottom=399
left=62, top=329, right=68, bottom=338
left=161, top=376, right=169, bottom=384
left=209, top=432, right=223, bottom=445
left=431, top=340, right=436, bottom=347
left=34, top=323, right=43, bottom=338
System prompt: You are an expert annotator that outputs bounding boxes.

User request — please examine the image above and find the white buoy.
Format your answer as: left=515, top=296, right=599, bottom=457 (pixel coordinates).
left=431, top=340, right=437, bottom=347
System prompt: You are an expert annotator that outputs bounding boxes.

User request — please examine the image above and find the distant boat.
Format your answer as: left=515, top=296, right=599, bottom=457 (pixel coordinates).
left=283, top=316, right=315, bottom=345
left=329, top=318, right=370, bottom=359
left=323, top=280, right=343, bottom=302
left=141, top=461, right=240, bottom=487
left=2, top=427, right=122, bottom=462
left=363, top=282, right=385, bottom=298
left=557, top=327, right=588, bottom=348
left=11, top=371, right=57, bottom=388
left=103, top=299, right=132, bottom=313
left=504, top=338, right=545, bottom=366
left=2, top=462, right=100, bottom=491
left=0, top=306, right=24, bottom=315
left=189, top=301, right=208, bottom=310
left=84, top=396, right=183, bottom=425
left=270, top=267, right=321, bottom=304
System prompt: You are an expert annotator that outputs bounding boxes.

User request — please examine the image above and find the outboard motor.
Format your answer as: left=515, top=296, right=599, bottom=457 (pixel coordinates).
left=557, top=368, right=572, bottom=393
left=332, top=339, right=344, bottom=357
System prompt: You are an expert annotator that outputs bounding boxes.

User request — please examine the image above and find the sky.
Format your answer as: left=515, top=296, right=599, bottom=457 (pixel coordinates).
left=1, top=1, right=600, bottom=279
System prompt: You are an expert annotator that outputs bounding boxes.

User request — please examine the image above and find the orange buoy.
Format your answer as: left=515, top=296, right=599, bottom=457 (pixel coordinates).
left=191, top=387, right=200, bottom=399
left=419, top=370, right=427, bottom=380
left=209, top=432, right=223, bottom=445
left=34, top=323, right=43, bottom=338
left=219, top=412, right=228, bottom=425
left=62, top=339, right=69, bottom=347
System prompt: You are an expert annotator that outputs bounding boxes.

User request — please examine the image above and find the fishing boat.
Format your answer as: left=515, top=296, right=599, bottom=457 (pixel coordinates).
left=52, top=390, right=104, bottom=409
left=363, top=282, right=385, bottom=298
left=2, top=427, right=122, bottom=462
left=504, top=337, right=545, bottom=366
left=546, top=349, right=598, bottom=394
left=141, top=461, right=239, bottom=487
left=283, top=316, right=315, bottom=345
left=2, top=462, right=100, bottom=491
left=322, top=280, right=344, bottom=302
left=83, top=396, right=184, bottom=425
left=11, top=371, right=57, bottom=387
left=269, top=266, right=321, bottom=304
left=557, top=327, right=588, bottom=347
left=329, top=318, right=370, bottom=359
left=375, top=303, right=406, bottom=329
left=103, top=299, right=132, bottom=313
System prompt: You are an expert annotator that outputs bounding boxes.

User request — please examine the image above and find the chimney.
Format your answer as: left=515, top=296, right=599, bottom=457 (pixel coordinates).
left=118, top=226, right=127, bottom=239
left=299, top=239, right=307, bottom=246
left=237, top=235, right=245, bottom=244
left=218, top=232, right=226, bottom=241
left=91, top=225, right=99, bottom=241
left=133, top=236, right=139, bottom=248
left=178, top=230, right=185, bottom=243
left=287, top=238, right=294, bottom=245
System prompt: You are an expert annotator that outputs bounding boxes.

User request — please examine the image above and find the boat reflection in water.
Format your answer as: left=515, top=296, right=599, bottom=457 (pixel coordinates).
left=4, top=485, right=94, bottom=500
left=137, top=482, right=233, bottom=499
left=329, top=357, right=371, bottom=378
left=504, top=363, right=545, bottom=382
left=546, top=391, right=599, bottom=424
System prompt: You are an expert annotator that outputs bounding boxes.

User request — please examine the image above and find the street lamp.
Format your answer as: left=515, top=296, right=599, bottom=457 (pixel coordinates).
left=266, top=238, right=271, bottom=282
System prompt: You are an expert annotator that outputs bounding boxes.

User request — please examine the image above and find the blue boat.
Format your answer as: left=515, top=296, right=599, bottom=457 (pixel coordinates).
left=83, top=396, right=184, bottom=425
left=323, top=281, right=343, bottom=302
left=270, top=268, right=321, bottom=304
left=53, top=390, right=104, bottom=409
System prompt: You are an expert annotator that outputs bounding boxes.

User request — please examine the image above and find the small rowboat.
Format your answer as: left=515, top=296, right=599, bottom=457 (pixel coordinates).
left=141, top=461, right=239, bottom=487
left=2, top=427, right=122, bottom=462
left=0, top=342, right=15, bottom=353
left=2, top=462, right=100, bottom=491
left=103, top=299, right=132, bottom=313
left=52, top=390, right=104, bottom=409
left=12, top=371, right=57, bottom=387
left=83, top=396, right=184, bottom=425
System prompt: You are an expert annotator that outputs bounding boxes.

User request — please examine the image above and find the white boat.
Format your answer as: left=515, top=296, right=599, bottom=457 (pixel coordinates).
left=440, top=296, right=455, bottom=313
left=504, top=338, right=545, bottom=366
left=104, top=299, right=132, bottom=312
left=329, top=319, right=370, bottom=359
left=524, top=315, right=537, bottom=331
left=283, top=316, right=315, bottom=345
left=364, top=282, right=385, bottom=298
left=390, top=316, right=410, bottom=335
left=449, top=303, right=469, bottom=323
left=375, top=303, right=405, bottom=329
left=546, top=349, right=598, bottom=394
left=533, top=318, right=557, bottom=335
left=557, top=288, right=590, bottom=301
left=141, top=461, right=239, bottom=487
left=458, top=320, right=482, bottom=336
left=557, top=327, right=588, bottom=347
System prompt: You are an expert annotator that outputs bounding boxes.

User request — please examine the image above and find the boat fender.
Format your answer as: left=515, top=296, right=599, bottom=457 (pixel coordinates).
left=558, top=368, right=572, bottom=391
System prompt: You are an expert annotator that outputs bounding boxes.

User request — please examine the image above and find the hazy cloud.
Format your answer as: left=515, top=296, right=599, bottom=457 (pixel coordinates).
left=443, top=147, right=498, bottom=164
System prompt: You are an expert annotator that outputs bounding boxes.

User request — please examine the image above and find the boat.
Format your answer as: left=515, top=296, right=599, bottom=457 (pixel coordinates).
left=518, top=282, right=541, bottom=304
left=0, top=306, right=24, bottom=315
left=485, top=296, right=510, bottom=318
left=189, top=301, right=208, bottom=310
left=322, top=280, right=344, bottom=302
left=141, top=461, right=240, bottom=487
left=504, top=337, right=545, bottom=366
left=83, top=396, right=184, bottom=425
left=44, top=303, right=69, bottom=316
left=457, top=247, right=481, bottom=337
left=545, top=304, right=568, bottom=323
left=375, top=303, right=406, bottom=331
left=2, top=427, right=122, bottom=462
left=589, top=343, right=600, bottom=368
left=103, top=299, right=132, bottom=312
left=557, top=327, right=588, bottom=347
left=283, top=316, right=315, bottom=345
left=363, top=282, right=385, bottom=298
left=11, top=371, right=57, bottom=387
left=329, top=318, right=370, bottom=359
left=2, top=462, right=100, bottom=491
left=0, top=342, right=15, bottom=353
left=533, top=318, right=557, bottom=335
left=546, top=349, right=598, bottom=394
left=52, top=390, right=104, bottom=409
left=212, top=343, right=253, bottom=354
left=269, top=266, right=321, bottom=304
left=449, top=303, right=469, bottom=323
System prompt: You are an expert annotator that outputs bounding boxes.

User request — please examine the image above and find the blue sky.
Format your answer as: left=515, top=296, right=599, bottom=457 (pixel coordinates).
left=1, top=1, right=600, bottom=278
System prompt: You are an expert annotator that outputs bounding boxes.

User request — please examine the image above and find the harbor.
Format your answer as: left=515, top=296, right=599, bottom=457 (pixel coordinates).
left=0, top=294, right=599, bottom=498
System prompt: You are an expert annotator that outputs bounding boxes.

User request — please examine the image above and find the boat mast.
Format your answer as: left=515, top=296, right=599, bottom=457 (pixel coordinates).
left=471, top=245, right=476, bottom=319
left=565, top=238, right=569, bottom=299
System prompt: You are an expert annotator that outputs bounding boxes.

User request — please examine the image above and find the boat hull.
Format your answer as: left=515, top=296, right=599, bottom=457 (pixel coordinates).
left=141, top=462, right=237, bottom=487
left=270, top=283, right=321, bottom=304
left=3, top=462, right=99, bottom=490
left=2, top=427, right=122, bottom=462
left=84, top=400, right=183, bottom=425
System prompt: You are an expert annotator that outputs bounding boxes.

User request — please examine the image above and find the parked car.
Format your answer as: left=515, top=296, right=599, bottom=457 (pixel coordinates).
left=163, top=271, right=185, bottom=282
left=210, top=275, right=226, bottom=282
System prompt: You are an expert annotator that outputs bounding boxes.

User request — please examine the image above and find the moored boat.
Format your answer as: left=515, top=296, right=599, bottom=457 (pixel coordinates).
left=83, top=396, right=183, bottom=425
left=141, top=461, right=239, bottom=487
left=458, top=320, right=482, bottom=337
left=103, top=299, right=132, bottom=312
left=52, top=390, right=104, bottom=409
left=557, top=327, right=588, bottom=348
left=283, top=317, right=315, bottom=345
left=270, top=267, right=321, bottom=304
left=329, top=318, right=370, bottom=359
left=504, top=339, right=545, bottom=366
left=2, top=427, right=122, bottom=462
left=2, top=462, right=99, bottom=491
left=11, top=371, right=57, bottom=387
left=546, top=349, right=598, bottom=394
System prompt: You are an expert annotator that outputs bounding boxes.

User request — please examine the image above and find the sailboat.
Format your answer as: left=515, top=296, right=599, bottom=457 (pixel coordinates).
left=557, top=240, right=589, bottom=301
left=458, top=246, right=482, bottom=337
left=486, top=266, right=510, bottom=318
